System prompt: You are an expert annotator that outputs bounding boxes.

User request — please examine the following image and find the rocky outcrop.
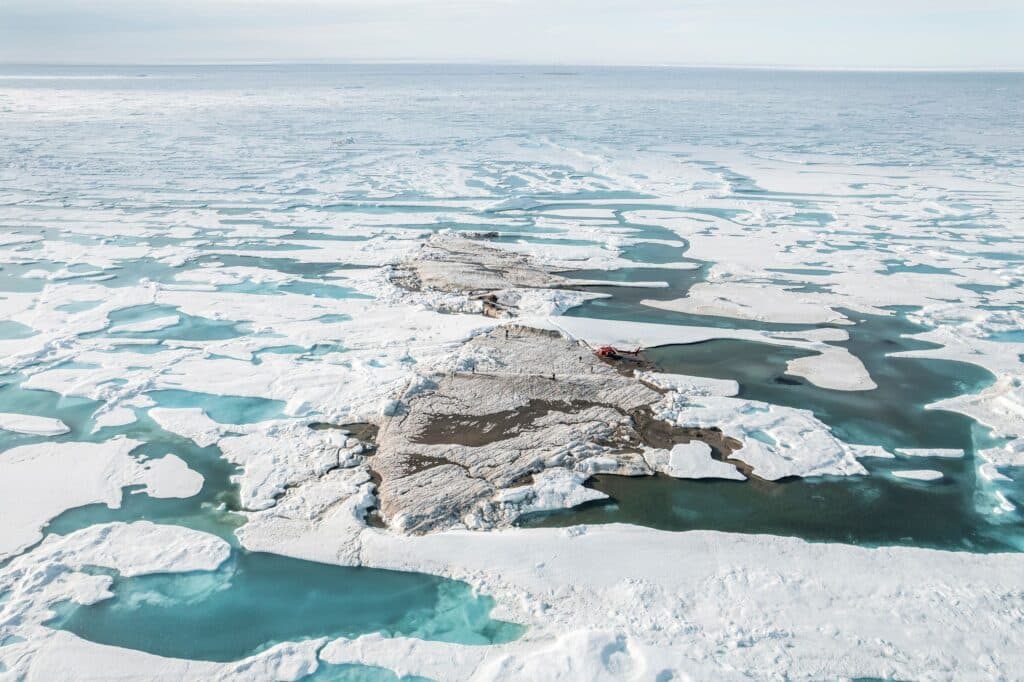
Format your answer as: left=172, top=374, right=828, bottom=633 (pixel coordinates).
left=390, top=235, right=577, bottom=316
left=373, top=326, right=732, bottom=534
left=369, top=235, right=747, bottom=534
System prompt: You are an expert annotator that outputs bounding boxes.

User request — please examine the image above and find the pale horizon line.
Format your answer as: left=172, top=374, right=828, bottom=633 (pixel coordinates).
left=2, top=59, right=1023, bottom=74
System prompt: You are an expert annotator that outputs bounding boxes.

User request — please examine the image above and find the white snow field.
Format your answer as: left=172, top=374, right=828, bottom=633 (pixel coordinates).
left=0, top=64, right=1021, bottom=680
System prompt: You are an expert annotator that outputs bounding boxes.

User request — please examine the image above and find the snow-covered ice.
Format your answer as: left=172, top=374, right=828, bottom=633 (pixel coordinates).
left=895, top=448, right=965, bottom=459
left=1, top=64, right=1022, bottom=680
left=350, top=524, right=1024, bottom=680
left=0, top=438, right=203, bottom=559
left=642, top=442, right=746, bottom=480
left=892, top=469, right=945, bottom=482
left=654, top=391, right=869, bottom=480
left=0, top=412, right=70, bottom=436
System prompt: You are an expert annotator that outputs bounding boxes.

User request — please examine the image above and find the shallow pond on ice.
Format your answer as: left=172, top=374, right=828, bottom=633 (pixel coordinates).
left=47, top=551, right=521, bottom=662
left=32, top=401, right=522, bottom=661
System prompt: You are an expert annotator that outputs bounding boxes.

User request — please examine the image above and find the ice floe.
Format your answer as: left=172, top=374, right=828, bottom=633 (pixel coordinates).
left=641, top=281, right=850, bottom=325
left=653, top=392, right=868, bottom=480
left=352, top=524, right=1024, bottom=680
left=0, top=412, right=70, bottom=436
left=218, top=424, right=370, bottom=511
left=3, top=67, right=1023, bottom=680
left=135, top=454, right=204, bottom=499
left=0, top=438, right=203, bottom=559
left=149, top=407, right=222, bottom=448
left=891, top=469, right=944, bottom=482
left=642, top=441, right=746, bottom=480
left=493, top=468, right=609, bottom=518
left=91, top=406, right=138, bottom=430
left=895, top=448, right=965, bottom=458
left=635, top=371, right=739, bottom=397
left=237, top=466, right=376, bottom=565
left=0, top=522, right=323, bottom=682
left=108, top=315, right=180, bottom=334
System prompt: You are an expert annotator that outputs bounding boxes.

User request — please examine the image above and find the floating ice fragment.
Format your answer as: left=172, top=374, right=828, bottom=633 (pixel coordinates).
left=149, top=407, right=222, bottom=447
left=994, top=491, right=1016, bottom=513
left=134, top=454, right=204, bottom=498
left=641, top=282, right=849, bottom=325
left=848, top=444, right=895, bottom=459
left=0, top=438, right=200, bottom=559
left=636, top=371, right=739, bottom=397
left=92, top=407, right=137, bottom=431
left=978, top=462, right=1011, bottom=482
left=494, top=468, right=608, bottom=518
left=0, top=412, right=70, bottom=436
left=108, top=315, right=180, bottom=334
left=891, top=469, right=944, bottom=482
left=895, top=448, right=964, bottom=459
left=643, top=442, right=746, bottom=480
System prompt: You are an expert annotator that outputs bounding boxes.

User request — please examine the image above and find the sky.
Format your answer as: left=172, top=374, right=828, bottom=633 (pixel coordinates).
left=2, top=0, right=1022, bottom=69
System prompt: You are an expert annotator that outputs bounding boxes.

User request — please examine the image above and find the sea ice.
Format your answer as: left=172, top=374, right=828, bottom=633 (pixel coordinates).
left=91, top=406, right=138, bottom=430
left=492, top=468, right=609, bottom=520
left=0, top=522, right=321, bottom=682
left=354, top=523, right=1024, bottom=680
left=4, top=68, right=1023, bottom=680
left=640, top=281, right=850, bottom=325
left=655, top=392, right=868, bottom=480
left=642, top=442, right=746, bottom=480
left=891, top=469, right=944, bottom=482
left=538, top=315, right=876, bottom=391
left=635, top=371, right=739, bottom=397
left=218, top=423, right=369, bottom=511
left=895, top=448, right=965, bottom=459
left=237, top=466, right=376, bottom=566
left=148, top=407, right=223, bottom=448
left=135, top=454, right=204, bottom=499
left=0, top=412, right=70, bottom=436
left=0, top=438, right=202, bottom=559
left=108, top=315, right=180, bottom=334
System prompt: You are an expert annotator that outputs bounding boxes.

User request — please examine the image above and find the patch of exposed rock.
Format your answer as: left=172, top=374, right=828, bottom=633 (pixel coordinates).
left=373, top=326, right=740, bottom=534
left=390, top=234, right=579, bottom=316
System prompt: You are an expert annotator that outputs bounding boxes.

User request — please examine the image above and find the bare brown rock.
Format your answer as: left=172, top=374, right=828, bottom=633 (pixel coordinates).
left=373, top=326, right=729, bottom=534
